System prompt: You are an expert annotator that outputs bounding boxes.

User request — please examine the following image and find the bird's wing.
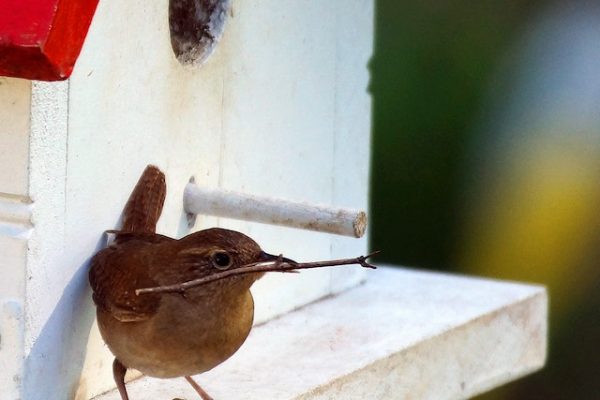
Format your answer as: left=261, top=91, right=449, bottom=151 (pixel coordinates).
left=120, top=165, right=166, bottom=234
left=89, top=234, right=173, bottom=322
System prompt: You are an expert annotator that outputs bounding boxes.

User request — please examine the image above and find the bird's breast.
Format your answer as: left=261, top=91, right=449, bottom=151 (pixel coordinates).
left=97, top=288, right=255, bottom=378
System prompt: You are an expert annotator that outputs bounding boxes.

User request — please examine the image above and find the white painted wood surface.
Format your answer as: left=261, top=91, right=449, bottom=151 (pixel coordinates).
left=0, top=1, right=373, bottom=399
left=93, top=267, right=548, bottom=400
left=0, top=77, right=33, bottom=400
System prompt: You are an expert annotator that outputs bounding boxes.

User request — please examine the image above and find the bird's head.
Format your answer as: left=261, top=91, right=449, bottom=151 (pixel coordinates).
left=151, top=228, right=295, bottom=293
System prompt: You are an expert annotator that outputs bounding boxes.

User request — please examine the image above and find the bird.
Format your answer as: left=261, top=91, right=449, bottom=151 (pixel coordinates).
left=89, top=165, right=375, bottom=399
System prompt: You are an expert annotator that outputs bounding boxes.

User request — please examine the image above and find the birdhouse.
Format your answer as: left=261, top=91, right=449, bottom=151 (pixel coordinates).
left=0, top=1, right=546, bottom=399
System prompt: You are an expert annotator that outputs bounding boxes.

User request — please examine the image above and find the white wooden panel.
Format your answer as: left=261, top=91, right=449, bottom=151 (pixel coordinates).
left=0, top=77, right=31, bottom=400
left=0, top=299, right=24, bottom=399
left=24, top=81, right=72, bottom=400
left=0, top=233, right=27, bottom=398
left=0, top=78, right=30, bottom=196
left=330, top=0, right=373, bottom=293
left=0, top=236, right=26, bottom=310
left=219, top=0, right=338, bottom=323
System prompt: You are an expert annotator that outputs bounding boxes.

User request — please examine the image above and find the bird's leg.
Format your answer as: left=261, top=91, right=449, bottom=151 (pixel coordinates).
left=184, top=376, right=214, bottom=400
left=113, top=358, right=130, bottom=400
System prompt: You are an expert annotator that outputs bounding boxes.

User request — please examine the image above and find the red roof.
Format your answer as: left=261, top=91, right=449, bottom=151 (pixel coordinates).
left=0, top=0, right=99, bottom=81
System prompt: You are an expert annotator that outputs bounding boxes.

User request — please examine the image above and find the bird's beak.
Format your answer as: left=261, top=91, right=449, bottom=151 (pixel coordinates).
left=258, top=251, right=298, bottom=266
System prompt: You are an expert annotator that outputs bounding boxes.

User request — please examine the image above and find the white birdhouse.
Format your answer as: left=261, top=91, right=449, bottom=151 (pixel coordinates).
left=0, top=1, right=546, bottom=399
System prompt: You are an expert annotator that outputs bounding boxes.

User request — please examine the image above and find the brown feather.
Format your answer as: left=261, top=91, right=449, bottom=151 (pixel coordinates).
left=120, top=165, right=166, bottom=234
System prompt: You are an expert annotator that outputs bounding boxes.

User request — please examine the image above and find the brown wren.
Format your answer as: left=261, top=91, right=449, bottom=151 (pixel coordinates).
left=89, top=165, right=375, bottom=400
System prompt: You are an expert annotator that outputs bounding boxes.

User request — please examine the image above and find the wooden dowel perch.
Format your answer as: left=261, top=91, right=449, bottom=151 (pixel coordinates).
left=183, top=180, right=367, bottom=238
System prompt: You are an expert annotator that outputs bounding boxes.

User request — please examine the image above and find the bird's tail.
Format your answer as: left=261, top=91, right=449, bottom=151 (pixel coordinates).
left=120, top=165, right=166, bottom=234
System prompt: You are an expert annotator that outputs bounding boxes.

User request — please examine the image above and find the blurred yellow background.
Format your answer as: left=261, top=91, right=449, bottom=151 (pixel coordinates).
left=370, top=1, right=600, bottom=398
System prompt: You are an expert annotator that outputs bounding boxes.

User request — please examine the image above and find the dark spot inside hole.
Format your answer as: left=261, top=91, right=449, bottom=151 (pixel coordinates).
left=169, top=0, right=230, bottom=65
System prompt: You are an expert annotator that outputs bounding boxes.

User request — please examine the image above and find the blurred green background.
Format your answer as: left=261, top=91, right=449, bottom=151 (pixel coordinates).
left=370, top=0, right=600, bottom=399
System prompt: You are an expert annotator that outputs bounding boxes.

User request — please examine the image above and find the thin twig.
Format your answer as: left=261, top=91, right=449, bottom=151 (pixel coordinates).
left=136, top=251, right=379, bottom=296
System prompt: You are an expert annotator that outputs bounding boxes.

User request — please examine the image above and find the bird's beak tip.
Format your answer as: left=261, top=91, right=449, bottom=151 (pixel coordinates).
left=258, top=251, right=297, bottom=266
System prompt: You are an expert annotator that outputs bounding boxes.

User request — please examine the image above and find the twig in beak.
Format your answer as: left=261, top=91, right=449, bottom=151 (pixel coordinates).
left=136, top=251, right=379, bottom=296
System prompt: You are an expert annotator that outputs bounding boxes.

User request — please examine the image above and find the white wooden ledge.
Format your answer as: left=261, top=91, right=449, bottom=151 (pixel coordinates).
left=93, top=267, right=547, bottom=400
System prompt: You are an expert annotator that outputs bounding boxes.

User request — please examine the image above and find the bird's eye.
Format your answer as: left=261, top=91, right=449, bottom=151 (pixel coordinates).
left=212, top=251, right=232, bottom=270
